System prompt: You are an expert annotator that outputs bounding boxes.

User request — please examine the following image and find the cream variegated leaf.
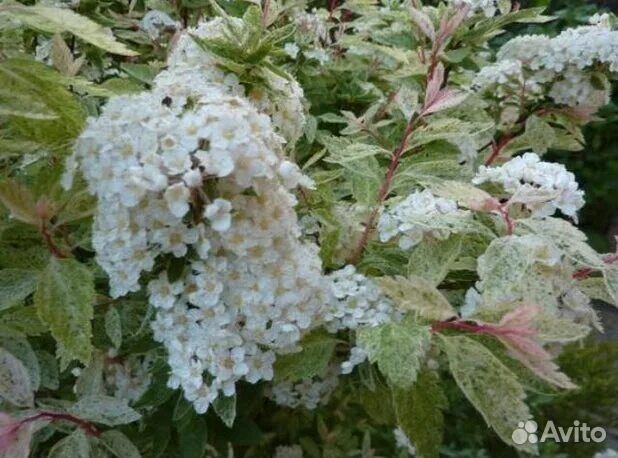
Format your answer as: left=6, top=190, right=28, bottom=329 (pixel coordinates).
left=0, top=4, right=138, bottom=56
left=357, top=319, right=431, bottom=388
left=377, top=275, right=457, bottom=321
left=0, top=347, right=34, bottom=407
left=34, top=258, right=95, bottom=369
left=407, top=235, right=463, bottom=286
left=534, top=311, right=591, bottom=343
left=440, top=335, right=537, bottom=454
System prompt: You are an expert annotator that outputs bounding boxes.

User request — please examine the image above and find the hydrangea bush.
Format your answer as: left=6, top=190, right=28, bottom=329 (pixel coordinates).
left=0, top=0, right=617, bottom=456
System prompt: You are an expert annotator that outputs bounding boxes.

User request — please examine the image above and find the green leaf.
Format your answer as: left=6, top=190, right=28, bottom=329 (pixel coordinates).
left=407, top=236, right=463, bottom=286
left=476, top=234, right=565, bottom=309
left=0, top=58, right=86, bottom=152
left=0, top=269, right=39, bottom=311
left=37, top=349, right=59, bottom=390
left=0, top=180, right=39, bottom=225
left=0, top=305, right=47, bottom=336
left=69, top=395, right=141, bottom=426
left=534, top=312, right=590, bottom=343
left=48, top=429, right=90, bottom=458
left=213, top=394, right=237, bottom=428
left=322, top=137, right=388, bottom=164
left=578, top=276, right=615, bottom=305
left=357, top=319, right=431, bottom=388
left=274, top=331, right=337, bottom=382
left=100, top=430, right=141, bottom=458
left=177, top=411, right=208, bottom=458
left=377, top=276, right=457, bottom=321
left=518, top=217, right=603, bottom=268
left=440, top=335, right=536, bottom=454
left=357, top=384, right=396, bottom=425
left=428, top=180, right=492, bottom=210
left=34, top=257, right=95, bottom=369
left=75, top=353, right=105, bottom=397
left=105, top=307, right=122, bottom=350
left=0, top=4, right=138, bottom=56
left=0, top=326, right=40, bottom=390
left=406, top=118, right=493, bottom=151
left=0, top=346, right=33, bottom=407
left=392, top=370, right=447, bottom=458
left=524, top=115, right=556, bottom=155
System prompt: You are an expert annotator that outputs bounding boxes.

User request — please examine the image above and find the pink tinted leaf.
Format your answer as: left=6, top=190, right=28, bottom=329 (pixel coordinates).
left=423, top=62, right=444, bottom=109
left=488, top=305, right=577, bottom=390
left=409, top=7, right=435, bottom=41
left=498, top=303, right=540, bottom=330
left=0, top=414, right=39, bottom=458
left=423, top=88, right=467, bottom=115
left=444, top=5, right=470, bottom=37
left=499, top=334, right=577, bottom=389
left=0, top=348, right=34, bottom=408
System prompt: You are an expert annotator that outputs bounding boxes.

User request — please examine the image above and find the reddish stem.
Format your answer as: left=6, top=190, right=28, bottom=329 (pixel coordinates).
left=18, top=411, right=100, bottom=438
left=573, top=252, right=618, bottom=279
left=497, top=204, right=514, bottom=235
left=38, top=221, right=66, bottom=258
left=348, top=115, right=423, bottom=263
left=431, top=319, right=532, bottom=338
left=484, top=133, right=514, bottom=166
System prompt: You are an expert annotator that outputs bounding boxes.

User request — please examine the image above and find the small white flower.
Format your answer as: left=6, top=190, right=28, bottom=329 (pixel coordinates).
left=164, top=182, right=191, bottom=217
left=283, top=42, right=300, bottom=59
left=182, top=169, right=203, bottom=188
left=205, top=198, right=232, bottom=232
left=303, top=48, right=330, bottom=65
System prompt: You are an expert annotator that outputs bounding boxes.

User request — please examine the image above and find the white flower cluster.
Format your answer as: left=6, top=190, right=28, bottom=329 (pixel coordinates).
left=450, top=0, right=498, bottom=17
left=293, top=9, right=333, bottom=65
left=325, top=265, right=402, bottom=374
left=274, top=445, right=304, bottom=458
left=168, top=17, right=306, bottom=145
left=473, top=152, right=584, bottom=219
left=139, top=10, right=180, bottom=40
left=65, top=18, right=327, bottom=414
left=104, top=351, right=152, bottom=402
left=394, top=428, right=416, bottom=456
left=378, top=190, right=464, bottom=249
left=547, top=67, right=610, bottom=108
left=269, top=366, right=340, bottom=410
left=473, top=21, right=618, bottom=107
left=326, top=265, right=398, bottom=331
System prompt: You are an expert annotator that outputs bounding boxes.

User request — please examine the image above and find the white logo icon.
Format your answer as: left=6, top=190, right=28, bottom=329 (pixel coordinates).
left=512, top=420, right=538, bottom=445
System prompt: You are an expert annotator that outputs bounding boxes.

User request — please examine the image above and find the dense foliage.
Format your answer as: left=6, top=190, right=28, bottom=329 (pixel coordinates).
left=0, top=0, right=618, bottom=457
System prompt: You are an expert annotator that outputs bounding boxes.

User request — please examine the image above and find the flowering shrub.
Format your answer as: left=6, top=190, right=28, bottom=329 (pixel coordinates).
left=0, top=0, right=617, bottom=456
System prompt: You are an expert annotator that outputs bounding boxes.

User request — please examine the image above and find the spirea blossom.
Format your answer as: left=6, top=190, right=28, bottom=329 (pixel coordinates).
left=139, top=10, right=180, bottom=39
left=473, top=21, right=618, bottom=108
left=168, top=17, right=306, bottom=145
left=269, top=366, right=340, bottom=409
left=394, top=427, right=416, bottom=456
left=64, top=18, right=328, bottom=414
left=104, top=351, right=152, bottom=402
left=325, top=265, right=401, bottom=374
left=450, top=0, right=498, bottom=17
left=326, top=265, right=399, bottom=331
left=473, top=152, right=585, bottom=219
left=378, top=190, right=466, bottom=249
